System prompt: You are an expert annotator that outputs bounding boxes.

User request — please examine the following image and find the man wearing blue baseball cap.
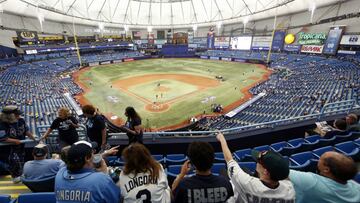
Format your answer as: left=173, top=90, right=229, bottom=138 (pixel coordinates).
left=54, top=141, right=120, bottom=203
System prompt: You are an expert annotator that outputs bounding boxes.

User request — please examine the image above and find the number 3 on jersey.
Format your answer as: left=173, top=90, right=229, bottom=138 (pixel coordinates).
left=136, top=189, right=151, bottom=203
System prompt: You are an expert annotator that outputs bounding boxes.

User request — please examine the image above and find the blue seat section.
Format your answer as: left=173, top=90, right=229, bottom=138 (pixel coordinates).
left=195, top=53, right=360, bottom=131
left=152, top=155, right=165, bottom=164
left=0, top=51, right=144, bottom=135
left=214, top=152, right=226, bottom=163
left=304, top=135, right=321, bottom=143
left=238, top=162, right=257, bottom=174
left=165, top=154, right=187, bottom=165
left=270, top=141, right=288, bottom=152
left=16, top=192, right=56, bottom=203
left=0, top=195, right=11, bottom=203
left=211, top=163, right=227, bottom=175
left=289, top=151, right=318, bottom=172
left=312, top=146, right=334, bottom=158
left=334, top=141, right=360, bottom=161
left=354, top=173, right=360, bottom=184
left=233, top=148, right=252, bottom=161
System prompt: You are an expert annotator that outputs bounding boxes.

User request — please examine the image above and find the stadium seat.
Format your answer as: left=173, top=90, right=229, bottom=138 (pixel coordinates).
left=211, top=163, right=226, bottom=175
left=214, top=152, right=225, bottom=162
left=165, top=154, right=187, bottom=165
left=238, top=162, right=256, bottom=175
left=312, top=146, right=333, bottom=159
left=21, top=176, right=55, bottom=192
left=317, top=136, right=337, bottom=148
left=233, top=148, right=251, bottom=161
left=0, top=195, right=11, bottom=203
left=253, top=145, right=270, bottom=152
left=334, top=141, right=360, bottom=161
left=152, top=155, right=165, bottom=164
left=333, top=133, right=353, bottom=143
left=278, top=145, right=301, bottom=157
left=290, top=151, right=317, bottom=165
left=354, top=138, right=360, bottom=146
left=354, top=173, right=360, bottom=184
left=304, top=135, right=321, bottom=143
left=287, top=138, right=306, bottom=147
left=16, top=192, right=56, bottom=203
left=270, top=141, right=288, bottom=152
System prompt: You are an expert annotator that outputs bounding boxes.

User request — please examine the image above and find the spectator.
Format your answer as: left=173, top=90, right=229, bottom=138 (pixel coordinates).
left=41, top=107, right=80, bottom=150
left=346, top=113, right=360, bottom=132
left=82, top=105, right=107, bottom=152
left=22, top=143, right=65, bottom=180
left=289, top=151, right=360, bottom=203
left=217, top=132, right=295, bottom=203
left=55, top=141, right=120, bottom=203
left=172, top=141, right=234, bottom=203
left=117, top=143, right=170, bottom=202
left=0, top=105, right=35, bottom=183
left=323, top=119, right=348, bottom=138
left=120, top=106, right=143, bottom=144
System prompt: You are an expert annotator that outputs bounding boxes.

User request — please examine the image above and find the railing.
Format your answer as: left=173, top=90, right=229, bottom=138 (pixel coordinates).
left=1, top=101, right=359, bottom=147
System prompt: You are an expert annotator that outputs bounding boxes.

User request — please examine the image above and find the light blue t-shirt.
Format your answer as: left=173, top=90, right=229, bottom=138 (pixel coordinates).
left=289, top=170, right=360, bottom=203
left=23, top=159, right=65, bottom=180
left=55, top=167, right=120, bottom=203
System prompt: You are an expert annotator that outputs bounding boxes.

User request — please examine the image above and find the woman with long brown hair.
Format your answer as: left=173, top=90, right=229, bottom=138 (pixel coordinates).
left=117, top=143, right=170, bottom=203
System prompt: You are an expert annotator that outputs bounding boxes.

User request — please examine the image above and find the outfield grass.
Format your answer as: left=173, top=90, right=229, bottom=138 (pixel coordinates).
left=77, top=58, right=269, bottom=129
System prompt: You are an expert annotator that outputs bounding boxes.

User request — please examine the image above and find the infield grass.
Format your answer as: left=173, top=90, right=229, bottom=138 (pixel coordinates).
left=77, top=58, right=269, bottom=129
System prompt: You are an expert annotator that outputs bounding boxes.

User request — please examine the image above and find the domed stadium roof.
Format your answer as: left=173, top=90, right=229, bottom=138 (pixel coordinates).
left=3, top=0, right=340, bottom=29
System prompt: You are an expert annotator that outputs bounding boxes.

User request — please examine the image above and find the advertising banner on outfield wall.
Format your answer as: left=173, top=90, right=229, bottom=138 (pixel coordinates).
left=323, top=28, right=344, bottom=55
left=221, top=57, right=232, bottom=61
left=252, top=36, right=272, bottom=50
left=284, top=44, right=301, bottom=52
left=193, top=38, right=207, bottom=48
left=340, top=35, right=360, bottom=45
left=214, top=37, right=230, bottom=48
left=271, top=31, right=286, bottom=51
left=301, top=45, right=324, bottom=54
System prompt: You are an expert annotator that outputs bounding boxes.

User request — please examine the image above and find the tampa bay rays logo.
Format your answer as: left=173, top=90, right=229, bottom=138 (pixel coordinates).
left=229, top=166, right=234, bottom=177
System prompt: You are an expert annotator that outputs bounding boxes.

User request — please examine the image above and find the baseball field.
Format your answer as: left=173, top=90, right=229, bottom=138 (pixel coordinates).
left=73, top=58, right=270, bottom=130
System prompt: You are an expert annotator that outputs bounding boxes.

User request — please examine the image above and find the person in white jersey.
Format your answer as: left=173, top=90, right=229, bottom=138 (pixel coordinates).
left=117, top=143, right=171, bottom=203
left=216, top=132, right=295, bottom=203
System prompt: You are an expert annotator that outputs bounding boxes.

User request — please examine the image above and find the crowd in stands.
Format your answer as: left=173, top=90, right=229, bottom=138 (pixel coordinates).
left=0, top=50, right=360, bottom=202
left=195, top=51, right=360, bottom=130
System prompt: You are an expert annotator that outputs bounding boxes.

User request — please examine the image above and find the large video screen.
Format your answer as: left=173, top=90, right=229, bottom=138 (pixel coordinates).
left=230, top=36, right=252, bottom=50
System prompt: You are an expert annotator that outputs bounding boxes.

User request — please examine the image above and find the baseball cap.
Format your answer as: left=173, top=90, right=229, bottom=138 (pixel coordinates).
left=251, top=150, right=289, bottom=181
left=33, top=143, right=49, bottom=157
left=67, top=141, right=97, bottom=164
left=1, top=105, right=23, bottom=115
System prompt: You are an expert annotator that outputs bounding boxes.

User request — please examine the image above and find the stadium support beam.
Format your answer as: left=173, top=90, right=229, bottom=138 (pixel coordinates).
left=180, top=0, right=185, bottom=22
left=225, top=0, right=233, bottom=18
left=65, top=0, right=77, bottom=15
left=200, top=0, right=209, bottom=21
left=112, top=0, right=121, bottom=20
left=148, top=0, right=152, bottom=25
left=136, top=1, right=142, bottom=24
left=241, top=0, right=253, bottom=14
left=213, top=0, right=224, bottom=21
left=190, top=0, right=198, bottom=23
left=123, top=0, right=131, bottom=24
left=96, top=0, right=107, bottom=20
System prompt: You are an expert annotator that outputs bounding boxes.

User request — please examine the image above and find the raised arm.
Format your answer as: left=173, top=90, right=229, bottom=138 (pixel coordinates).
left=216, top=132, right=234, bottom=163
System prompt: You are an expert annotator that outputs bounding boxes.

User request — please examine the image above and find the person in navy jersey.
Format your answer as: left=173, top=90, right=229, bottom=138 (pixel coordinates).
left=120, top=106, right=143, bottom=145
left=172, top=141, right=234, bottom=203
left=41, top=107, right=79, bottom=150
left=0, top=105, right=35, bottom=183
left=55, top=141, right=120, bottom=203
left=82, top=105, right=107, bottom=152
left=23, top=143, right=65, bottom=181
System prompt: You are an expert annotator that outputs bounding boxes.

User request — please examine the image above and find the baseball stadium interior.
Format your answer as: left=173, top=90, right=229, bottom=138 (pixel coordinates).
left=0, top=0, right=360, bottom=202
